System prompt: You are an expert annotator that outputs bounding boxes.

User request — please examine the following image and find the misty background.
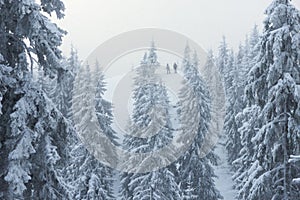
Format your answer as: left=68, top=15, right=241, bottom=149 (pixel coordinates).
left=54, top=0, right=300, bottom=60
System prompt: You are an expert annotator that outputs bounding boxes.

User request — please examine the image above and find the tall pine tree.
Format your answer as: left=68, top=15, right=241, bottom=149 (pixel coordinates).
left=234, top=0, right=300, bottom=199
left=0, top=0, right=77, bottom=199
left=177, top=46, right=222, bottom=200
left=120, top=42, right=180, bottom=200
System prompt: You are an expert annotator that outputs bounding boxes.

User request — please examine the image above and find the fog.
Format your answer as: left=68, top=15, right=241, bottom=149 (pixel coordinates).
left=54, top=0, right=300, bottom=59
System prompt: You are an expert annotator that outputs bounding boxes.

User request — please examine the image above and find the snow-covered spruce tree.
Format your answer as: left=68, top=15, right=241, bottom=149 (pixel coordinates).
left=147, top=40, right=160, bottom=67
left=235, top=26, right=261, bottom=107
left=35, top=47, right=83, bottom=199
left=231, top=25, right=262, bottom=193
left=38, top=70, right=57, bottom=103
left=52, top=48, right=86, bottom=200
left=0, top=54, right=16, bottom=198
left=232, top=105, right=261, bottom=199
left=177, top=46, right=221, bottom=200
left=223, top=49, right=235, bottom=96
left=41, top=59, right=71, bottom=116
left=243, top=25, right=261, bottom=75
left=65, top=138, right=114, bottom=200
left=203, top=50, right=216, bottom=96
left=217, top=36, right=229, bottom=77
left=39, top=46, right=81, bottom=119
left=127, top=82, right=180, bottom=200
left=54, top=54, right=79, bottom=118
left=93, top=59, right=119, bottom=198
left=66, top=140, right=114, bottom=200
left=120, top=44, right=180, bottom=200
left=94, top=60, right=119, bottom=145
left=61, top=63, right=87, bottom=199
left=203, top=50, right=224, bottom=107
left=235, top=0, right=300, bottom=199
left=68, top=63, right=115, bottom=200
left=202, top=50, right=225, bottom=145
left=224, top=28, right=261, bottom=166
left=224, top=46, right=245, bottom=165
left=49, top=48, right=121, bottom=200
left=64, top=46, right=81, bottom=119
left=217, top=38, right=234, bottom=148
left=0, top=0, right=78, bottom=199
left=1, top=58, right=74, bottom=199
left=68, top=46, right=81, bottom=78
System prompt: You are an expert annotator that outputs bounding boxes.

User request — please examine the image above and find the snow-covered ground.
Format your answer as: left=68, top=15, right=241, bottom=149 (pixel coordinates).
left=112, top=172, right=121, bottom=199
left=213, top=139, right=237, bottom=200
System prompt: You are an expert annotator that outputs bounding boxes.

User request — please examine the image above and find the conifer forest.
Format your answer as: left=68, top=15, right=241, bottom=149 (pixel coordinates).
left=0, top=0, right=300, bottom=199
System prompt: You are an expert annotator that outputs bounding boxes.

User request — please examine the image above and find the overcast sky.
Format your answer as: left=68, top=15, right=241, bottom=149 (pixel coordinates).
left=55, top=0, right=300, bottom=60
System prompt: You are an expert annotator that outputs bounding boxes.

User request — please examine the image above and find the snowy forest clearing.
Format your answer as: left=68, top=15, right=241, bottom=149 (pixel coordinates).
left=1, top=0, right=300, bottom=199
left=213, top=140, right=237, bottom=200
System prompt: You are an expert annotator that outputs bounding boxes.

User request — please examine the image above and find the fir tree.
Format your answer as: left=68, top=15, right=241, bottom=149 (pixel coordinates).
left=224, top=47, right=244, bottom=165
left=217, top=36, right=229, bottom=77
left=147, top=40, right=159, bottom=67
left=68, top=64, right=116, bottom=200
left=177, top=46, right=222, bottom=200
left=94, top=60, right=119, bottom=146
left=0, top=0, right=76, bottom=199
left=202, top=50, right=225, bottom=144
left=232, top=25, right=262, bottom=195
left=235, top=0, right=300, bottom=199
left=120, top=42, right=180, bottom=200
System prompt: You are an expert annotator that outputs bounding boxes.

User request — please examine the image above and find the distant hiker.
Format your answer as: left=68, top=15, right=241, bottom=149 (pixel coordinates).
left=166, top=64, right=171, bottom=74
left=173, top=62, right=178, bottom=73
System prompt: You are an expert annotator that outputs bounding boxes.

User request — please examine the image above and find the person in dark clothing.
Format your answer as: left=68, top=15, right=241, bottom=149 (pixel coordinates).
left=173, top=62, right=178, bottom=73
left=166, top=63, right=171, bottom=74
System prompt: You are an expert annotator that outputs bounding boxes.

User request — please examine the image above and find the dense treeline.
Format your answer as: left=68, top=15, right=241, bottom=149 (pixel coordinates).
left=0, top=0, right=300, bottom=199
left=222, top=0, right=300, bottom=199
